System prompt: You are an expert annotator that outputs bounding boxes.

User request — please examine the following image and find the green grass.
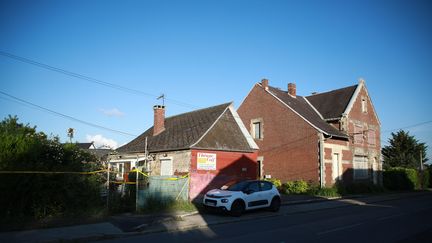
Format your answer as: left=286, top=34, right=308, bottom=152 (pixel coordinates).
left=311, top=187, right=340, bottom=198
left=139, top=196, right=198, bottom=214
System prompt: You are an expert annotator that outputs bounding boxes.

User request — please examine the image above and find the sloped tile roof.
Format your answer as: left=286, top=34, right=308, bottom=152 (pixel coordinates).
left=305, top=85, right=357, bottom=120
left=267, top=86, right=348, bottom=138
left=117, top=103, right=255, bottom=153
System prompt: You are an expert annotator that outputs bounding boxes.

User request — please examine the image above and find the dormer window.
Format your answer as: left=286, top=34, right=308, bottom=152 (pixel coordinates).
left=361, top=97, right=367, bottom=113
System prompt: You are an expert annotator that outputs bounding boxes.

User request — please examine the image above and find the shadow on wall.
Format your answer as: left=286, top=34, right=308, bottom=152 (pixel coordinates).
left=190, top=154, right=258, bottom=204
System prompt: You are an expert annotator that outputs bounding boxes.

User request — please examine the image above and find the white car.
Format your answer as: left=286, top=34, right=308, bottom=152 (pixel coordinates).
left=203, top=180, right=281, bottom=216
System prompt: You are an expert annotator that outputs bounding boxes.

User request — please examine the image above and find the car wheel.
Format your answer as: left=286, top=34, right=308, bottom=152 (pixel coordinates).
left=230, top=200, right=245, bottom=217
left=269, top=197, right=281, bottom=212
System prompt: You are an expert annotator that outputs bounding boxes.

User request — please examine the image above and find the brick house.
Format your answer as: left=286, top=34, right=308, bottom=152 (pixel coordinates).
left=112, top=102, right=259, bottom=200
left=237, top=79, right=381, bottom=186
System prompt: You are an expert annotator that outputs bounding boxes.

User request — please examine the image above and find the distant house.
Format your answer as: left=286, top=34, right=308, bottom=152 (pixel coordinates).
left=238, top=79, right=381, bottom=186
left=112, top=103, right=259, bottom=200
left=69, top=142, right=112, bottom=162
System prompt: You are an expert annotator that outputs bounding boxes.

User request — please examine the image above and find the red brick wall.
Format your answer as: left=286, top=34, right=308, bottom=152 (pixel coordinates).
left=347, top=85, right=380, bottom=151
left=189, top=149, right=258, bottom=200
left=238, top=84, right=319, bottom=183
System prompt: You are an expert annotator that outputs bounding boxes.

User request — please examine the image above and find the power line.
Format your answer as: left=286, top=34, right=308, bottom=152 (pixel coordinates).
left=0, top=50, right=200, bottom=109
left=382, top=120, right=432, bottom=133
left=0, top=90, right=137, bottom=137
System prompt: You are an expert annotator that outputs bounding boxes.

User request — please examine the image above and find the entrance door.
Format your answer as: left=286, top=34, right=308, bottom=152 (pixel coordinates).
left=332, top=153, right=341, bottom=182
left=257, top=157, right=263, bottom=179
left=160, top=159, right=173, bottom=176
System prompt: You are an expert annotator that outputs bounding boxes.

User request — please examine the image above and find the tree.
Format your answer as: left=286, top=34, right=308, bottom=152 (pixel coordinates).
left=382, top=130, right=428, bottom=169
left=0, top=116, right=104, bottom=222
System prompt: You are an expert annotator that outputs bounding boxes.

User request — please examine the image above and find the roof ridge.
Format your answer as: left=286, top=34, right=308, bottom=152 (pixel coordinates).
left=305, top=84, right=358, bottom=98
left=164, top=102, right=232, bottom=120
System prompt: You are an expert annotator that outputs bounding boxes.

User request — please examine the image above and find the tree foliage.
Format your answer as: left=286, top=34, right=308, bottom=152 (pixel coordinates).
left=0, top=116, right=104, bottom=221
left=382, top=130, right=428, bottom=169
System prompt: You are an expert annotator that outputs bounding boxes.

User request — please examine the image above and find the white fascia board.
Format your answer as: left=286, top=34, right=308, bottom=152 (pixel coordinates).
left=342, top=82, right=362, bottom=117
left=189, top=103, right=231, bottom=148
left=265, top=89, right=329, bottom=136
left=229, top=105, right=259, bottom=150
left=303, top=96, right=324, bottom=120
left=342, top=81, right=381, bottom=125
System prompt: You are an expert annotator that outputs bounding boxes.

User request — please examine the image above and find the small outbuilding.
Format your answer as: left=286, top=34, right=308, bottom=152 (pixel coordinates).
left=112, top=102, right=258, bottom=201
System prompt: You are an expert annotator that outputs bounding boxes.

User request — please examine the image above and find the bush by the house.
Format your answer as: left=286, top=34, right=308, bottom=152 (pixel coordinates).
left=281, top=180, right=309, bottom=194
left=265, top=178, right=282, bottom=190
left=0, top=116, right=105, bottom=223
left=383, top=167, right=419, bottom=191
left=313, top=187, right=340, bottom=198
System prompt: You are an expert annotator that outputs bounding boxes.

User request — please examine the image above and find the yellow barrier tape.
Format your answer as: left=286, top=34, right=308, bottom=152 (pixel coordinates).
left=110, top=181, right=136, bottom=185
left=123, top=169, right=190, bottom=181
left=130, top=169, right=149, bottom=177
left=0, top=169, right=108, bottom=175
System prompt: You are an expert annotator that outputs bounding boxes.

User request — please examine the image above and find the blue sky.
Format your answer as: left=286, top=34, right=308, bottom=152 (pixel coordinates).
left=0, top=0, right=431, bottom=159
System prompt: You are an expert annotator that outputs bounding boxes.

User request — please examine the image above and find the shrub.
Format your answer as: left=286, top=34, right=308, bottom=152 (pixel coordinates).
left=383, top=167, right=419, bottom=191
left=265, top=178, right=282, bottom=190
left=282, top=180, right=309, bottom=194
left=313, top=187, right=340, bottom=198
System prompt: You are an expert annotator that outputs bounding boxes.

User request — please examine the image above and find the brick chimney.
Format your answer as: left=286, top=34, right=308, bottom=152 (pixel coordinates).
left=153, top=105, right=165, bottom=136
left=288, top=83, right=296, bottom=97
left=261, top=79, right=269, bottom=90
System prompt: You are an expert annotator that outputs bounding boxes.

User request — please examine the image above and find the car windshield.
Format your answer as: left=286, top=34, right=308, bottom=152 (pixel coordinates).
left=226, top=181, right=251, bottom=191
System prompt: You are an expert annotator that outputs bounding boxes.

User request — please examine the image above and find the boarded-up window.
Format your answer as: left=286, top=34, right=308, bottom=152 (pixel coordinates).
left=354, top=124, right=363, bottom=144
left=160, top=159, right=173, bottom=176
left=368, top=129, right=376, bottom=146
left=353, top=156, right=369, bottom=179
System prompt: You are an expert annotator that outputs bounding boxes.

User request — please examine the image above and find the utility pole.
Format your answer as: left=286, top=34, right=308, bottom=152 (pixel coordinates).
left=106, top=158, right=110, bottom=210
left=420, top=150, right=424, bottom=171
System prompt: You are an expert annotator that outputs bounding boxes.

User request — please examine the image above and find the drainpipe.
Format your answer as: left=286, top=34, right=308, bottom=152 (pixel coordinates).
left=319, top=133, right=325, bottom=188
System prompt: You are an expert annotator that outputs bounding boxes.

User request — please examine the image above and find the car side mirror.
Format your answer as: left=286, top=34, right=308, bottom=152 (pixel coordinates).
left=221, top=185, right=228, bottom=190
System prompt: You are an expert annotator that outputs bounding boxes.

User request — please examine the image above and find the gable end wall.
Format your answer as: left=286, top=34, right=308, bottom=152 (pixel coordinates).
left=238, top=84, right=320, bottom=183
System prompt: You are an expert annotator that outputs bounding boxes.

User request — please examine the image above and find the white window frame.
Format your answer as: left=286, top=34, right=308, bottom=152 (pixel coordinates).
left=251, top=118, right=263, bottom=140
left=117, top=163, right=124, bottom=180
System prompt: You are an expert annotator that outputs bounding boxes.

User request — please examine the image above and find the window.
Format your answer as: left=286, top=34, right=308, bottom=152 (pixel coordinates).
left=117, top=163, right=124, bottom=179
left=354, top=124, right=363, bottom=144
left=353, top=156, right=369, bottom=179
left=367, top=129, right=376, bottom=146
left=260, top=181, right=272, bottom=191
left=253, top=121, right=262, bottom=139
left=361, top=98, right=367, bottom=113
left=246, top=182, right=260, bottom=193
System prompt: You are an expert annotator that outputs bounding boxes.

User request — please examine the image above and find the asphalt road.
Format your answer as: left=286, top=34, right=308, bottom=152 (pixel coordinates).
left=102, top=193, right=432, bottom=243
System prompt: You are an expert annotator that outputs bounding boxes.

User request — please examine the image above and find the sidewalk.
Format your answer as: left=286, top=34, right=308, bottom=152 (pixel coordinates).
left=1, top=191, right=430, bottom=242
